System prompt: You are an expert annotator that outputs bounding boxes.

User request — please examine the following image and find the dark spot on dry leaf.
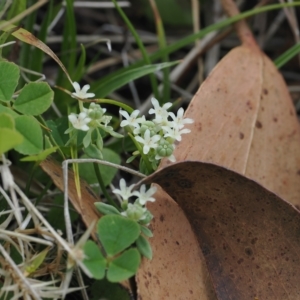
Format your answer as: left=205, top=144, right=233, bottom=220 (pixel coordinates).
left=256, top=121, right=262, bottom=129
left=159, top=214, right=164, bottom=222
left=273, top=117, right=278, bottom=122
left=239, top=132, right=244, bottom=139
left=189, top=290, right=193, bottom=294
left=290, top=109, right=294, bottom=116
left=196, top=122, right=202, bottom=131
left=177, top=179, right=193, bottom=189
left=237, top=258, right=244, bottom=264
left=246, top=100, right=253, bottom=109
left=230, top=205, right=237, bottom=213
left=263, top=88, right=268, bottom=95
left=245, top=247, right=253, bottom=256
left=176, top=241, right=180, bottom=245
left=147, top=272, right=152, bottom=277
left=202, top=244, right=211, bottom=256
left=251, top=238, right=258, bottom=245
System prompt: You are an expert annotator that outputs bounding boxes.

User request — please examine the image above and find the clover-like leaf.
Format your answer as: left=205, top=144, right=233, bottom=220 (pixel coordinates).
left=83, top=240, right=106, bottom=280
left=97, top=215, right=140, bottom=257
left=107, top=248, right=141, bottom=282
left=14, top=116, right=43, bottom=155
left=0, top=61, right=19, bottom=102
left=14, top=82, right=54, bottom=115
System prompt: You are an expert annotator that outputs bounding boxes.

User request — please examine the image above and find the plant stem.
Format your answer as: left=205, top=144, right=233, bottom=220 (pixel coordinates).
left=93, top=163, right=118, bottom=208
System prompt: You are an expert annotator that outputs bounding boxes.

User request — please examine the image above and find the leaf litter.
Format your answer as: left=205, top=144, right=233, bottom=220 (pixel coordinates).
left=136, top=0, right=300, bottom=299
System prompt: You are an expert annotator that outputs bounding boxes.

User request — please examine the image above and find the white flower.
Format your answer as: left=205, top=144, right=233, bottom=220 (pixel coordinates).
left=72, top=82, right=95, bottom=99
left=68, top=112, right=91, bottom=131
left=169, top=107, right=194, bottom=129
left=133, top=184, right=157, bottom=205
left=120, top=110, right=143, bottom=130
left=134, top=129, right=161, bottom=154
left=149, top=98, right=172, bottom=125
left=113, top=178, right=135, bottom=201
left=162, top=126, right=191, bottom=142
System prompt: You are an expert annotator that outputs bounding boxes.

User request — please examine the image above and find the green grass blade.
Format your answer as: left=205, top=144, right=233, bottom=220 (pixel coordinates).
left=56, top=0, right=77, bottom=87
left=73, top=44, right=86, bottom=83
left=274, top=43, right=300, bottom=68
left=112, top=0, right=160, bottom=100
left=94, top=61, right=179, bottom=98
left=30, top=0, right=54, bottom=76
left=149, top=0, right=170, bottom=103
left=92, top=2, right=300, bottom=93
left=55, top=0, right=77, bottom=112
left=7, top=0, right=27, bottom=25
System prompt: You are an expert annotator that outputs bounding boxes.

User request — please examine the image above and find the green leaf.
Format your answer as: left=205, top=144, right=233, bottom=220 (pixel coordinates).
left=0, top=61, right=19, bottom=102
left=0, top=128, right=23, bottom=154
left=7, top=0, right=27, bottom=25
left=14, top=82, right=54, bottom=115
left=140, top=225, right=153, bottom=238
left=94, top=61, right=179, bottom=98
left=0, top=104, right=19, bottom=117
left=136, top=234, right=152, bottom=259
left=0, top=113, right=14, bottom=129
left=20, top=147, right=58, bottom=162
left=97, top=215, right=140, bottom=256
left=14, top=116, right=43, bottom=155
left=83, top=130, right=92, bottom=148
left=107, top=248, right=141, bottom=282
left=79, top=148, right=121, bottom=188
left=95, top=202, right=121, bottom=215
left=84, top=143, right=103, bottom=159
left=83, top=240, right=106, bottom=280
left=46, top=117, right=69, bottom=146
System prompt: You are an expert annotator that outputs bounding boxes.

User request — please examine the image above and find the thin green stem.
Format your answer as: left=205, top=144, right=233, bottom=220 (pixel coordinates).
left=34, top=179, right=53, bottom=206
left=93, top=163, right=118, bottom=208
left=111, top=0, right=160, bottom=99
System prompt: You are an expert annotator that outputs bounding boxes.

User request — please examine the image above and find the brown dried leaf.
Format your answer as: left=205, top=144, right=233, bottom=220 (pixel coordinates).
left=161, top=44, right=300, bottom=207
left=40, top=157, right=100, bottom=237
left=137, top=27, right=300, bottom=300
left=137, top=185, right=217, bottom=300
left=141, top=161, right=300, bottom=300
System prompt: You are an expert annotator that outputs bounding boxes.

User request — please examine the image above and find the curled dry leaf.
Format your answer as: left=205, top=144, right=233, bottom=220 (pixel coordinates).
left=140, top=161, right=300, bottom=300
left=137, top=186, right=217, bottom=300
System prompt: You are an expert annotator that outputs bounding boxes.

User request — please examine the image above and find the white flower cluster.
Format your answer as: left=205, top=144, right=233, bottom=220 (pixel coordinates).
left=113, top=178, right=157, bottom=223
left=66, top=83, right=123, bottom=150
left=120, top=98, right=193, bottom=168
